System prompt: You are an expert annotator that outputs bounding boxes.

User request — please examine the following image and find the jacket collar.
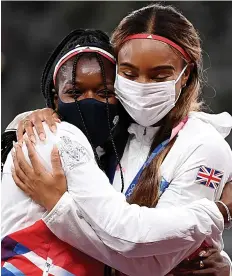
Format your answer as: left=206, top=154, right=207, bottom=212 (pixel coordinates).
left=128, top=123, right=160, bottom=146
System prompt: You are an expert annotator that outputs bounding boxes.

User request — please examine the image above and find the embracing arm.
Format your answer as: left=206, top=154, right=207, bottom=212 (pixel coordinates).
left=43, top=131, right=232, bottom=275
left=12, top=125, right=224, bottom=258
left=155, top=134, right=232, bottom=274
left=47, top=158, right=224, bottom=258
left=5, top=108, right=60, bottom=143
left=5, top=111, right=33, bottom=131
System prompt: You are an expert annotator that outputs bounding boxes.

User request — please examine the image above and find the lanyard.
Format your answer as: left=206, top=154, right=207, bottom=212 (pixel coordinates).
left=125, top=117, right=188, bottom=198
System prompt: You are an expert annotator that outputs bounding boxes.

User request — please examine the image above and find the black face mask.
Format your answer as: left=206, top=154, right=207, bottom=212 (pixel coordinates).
left=58, top=98, right=119, bottom=147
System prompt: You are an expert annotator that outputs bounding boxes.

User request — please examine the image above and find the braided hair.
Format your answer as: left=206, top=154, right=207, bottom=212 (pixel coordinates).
left=42, top=29, right=113, bottom=107
left=41, top=28, right=129, bottom=276
left=2, top=29, right=130, bottom=190
left=1, top=29, right=130, bottom=276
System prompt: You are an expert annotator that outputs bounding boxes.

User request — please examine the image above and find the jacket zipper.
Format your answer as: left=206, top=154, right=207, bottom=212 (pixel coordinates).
left=143, top=127, right=147, bottom=136
left=43, top=257, right=52, bottom=276
left=138, top=127, right=147, bottom=153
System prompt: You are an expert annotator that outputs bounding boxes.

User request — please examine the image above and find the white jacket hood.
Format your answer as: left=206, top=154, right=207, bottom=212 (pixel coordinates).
left=189, top=111, right=232, bottom=139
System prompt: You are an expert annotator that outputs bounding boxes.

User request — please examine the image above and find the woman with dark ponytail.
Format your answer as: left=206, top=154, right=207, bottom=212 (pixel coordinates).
left=4, top=4, right=232, bottom=276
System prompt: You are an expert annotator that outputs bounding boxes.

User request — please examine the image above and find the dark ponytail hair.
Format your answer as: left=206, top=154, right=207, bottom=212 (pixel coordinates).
left=112, top=4, right=203, bottom=207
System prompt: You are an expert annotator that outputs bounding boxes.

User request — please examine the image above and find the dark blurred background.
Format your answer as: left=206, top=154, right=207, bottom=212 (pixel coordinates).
left=1, top=1, right=232, bottom=257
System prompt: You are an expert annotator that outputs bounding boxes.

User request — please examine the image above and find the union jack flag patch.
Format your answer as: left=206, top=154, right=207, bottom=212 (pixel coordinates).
left=195, top=166, right=223, bottom=190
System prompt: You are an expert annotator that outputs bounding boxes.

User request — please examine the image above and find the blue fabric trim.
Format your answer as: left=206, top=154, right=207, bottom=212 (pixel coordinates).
left=2, top=263, right=25, bottom=276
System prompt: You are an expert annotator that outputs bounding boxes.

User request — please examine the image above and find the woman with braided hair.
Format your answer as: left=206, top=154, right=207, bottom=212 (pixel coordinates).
left=1, top=28, right=131, bottom=276
left=1, top=29, right=129, bottom=179
left=2, top=4, right=232, bottom=276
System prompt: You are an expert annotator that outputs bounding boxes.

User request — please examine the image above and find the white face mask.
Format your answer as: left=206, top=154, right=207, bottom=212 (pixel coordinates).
left=114, top=65, right=187, bottom=127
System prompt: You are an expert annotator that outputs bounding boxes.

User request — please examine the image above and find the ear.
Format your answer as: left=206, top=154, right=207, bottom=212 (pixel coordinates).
left=181, top=63, right=194, bottom=88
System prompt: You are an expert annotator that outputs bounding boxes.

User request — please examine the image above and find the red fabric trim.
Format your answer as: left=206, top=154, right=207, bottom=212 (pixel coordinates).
left=8, top=255, right=43, bottom=275
left=6, top=220, right=104, bottom=275
left=53, top=49, right=116, bottom=85
left=123, top=34, right=191, bottom=62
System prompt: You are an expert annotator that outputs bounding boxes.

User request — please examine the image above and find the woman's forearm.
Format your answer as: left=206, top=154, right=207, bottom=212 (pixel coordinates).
left=43, top=192, right=223, bottom=275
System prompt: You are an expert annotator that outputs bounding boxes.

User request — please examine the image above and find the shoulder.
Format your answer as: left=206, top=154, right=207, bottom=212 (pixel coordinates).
left=162, top=112, right=232, bottom=181
left=188, top=111, right=232, bottom=139
left=22, top=122, right=94, bottom=173
left=39, top=121, right=91, bottom=150
left=56, top=122, right=91, bottom=147
left=178, top=111, right=232, bottom=155
left=5, top=111, right=33, bottom=131
left=160, top=113, right=232, bottom=204
left=49, top=122, right=94, bottom=171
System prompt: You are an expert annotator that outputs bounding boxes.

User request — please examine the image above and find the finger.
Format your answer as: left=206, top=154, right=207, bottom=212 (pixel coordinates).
left=54, top=117, right=61, bottom=123
left=17, top=119, right=36, bottom=144
left=184, top=249, right=219, bottom=267
left=12, top=147, right=30, bottom=183
left=14, top=143, right=33, bottom=175
left=175, top=261, right=200, bottom=271
left=22, top=119, right=37, bottom=144
left=199, top=249, right=218, bottom=258
left=173, top=268, right=215, bottom=276
left=44, top=113, right=58, bottom=133
left=52, top=110, right=61, bottom=123
left=51, top=146, right=64, bottom=175
left=31, top=118, right=46, bottom=141
left=184, top=253, right=220, bottom=271
left=191, top=268, right=217, bottom=275
left=52, top=111, right=60, bottom=121
left=24, top=138, right=46, bottom=173
left=16, top=120, right=25, bottom=143
left=186, top=260, right=215, bottom=270
left=11, top=168, right=30, bottom=195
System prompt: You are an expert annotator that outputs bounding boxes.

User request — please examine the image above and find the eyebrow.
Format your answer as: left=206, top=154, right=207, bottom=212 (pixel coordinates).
left=119, top=62, right=139, bottom=70
left=63, top=80, right=114, bottom=86
left=119, top=62, right=175, bottom=71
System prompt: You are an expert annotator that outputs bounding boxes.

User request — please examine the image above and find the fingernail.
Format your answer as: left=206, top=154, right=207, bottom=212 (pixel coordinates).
left=39, top=133, right=46, bottom=141
left=57, top=119, right=61, bottom=123
left=18, top=140, right=23, bottom=147
left=54, top=145, right=58, bottom=151
left=51, top=125, right=56, bottom=133
left=199, top=250, right=207, bottom=257
left=30, top=135, right=36, bottom=144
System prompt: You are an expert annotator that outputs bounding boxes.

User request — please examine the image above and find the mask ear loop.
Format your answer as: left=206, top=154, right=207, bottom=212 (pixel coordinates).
left=71, top=53, right=103, bottom=170
left=174, top=64, right=189, bottom=103
left=105, top=95, right=125, bottom=192
left=175, top=64, right=188, bottom=84
left=95, top=54, right=125, bottom=193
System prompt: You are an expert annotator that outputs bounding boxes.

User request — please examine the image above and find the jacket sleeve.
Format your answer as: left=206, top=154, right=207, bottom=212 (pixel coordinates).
left=158, top=134, right=232, bottom=209
left=5, top=111, right=33, bottom=131
left=41, top=126, right=223, bottom=250
left=37, top=124, right=225, bottom=275
left=154, top=134, right=232, bottom=274
left=43, top=192, right=223, bottom=276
